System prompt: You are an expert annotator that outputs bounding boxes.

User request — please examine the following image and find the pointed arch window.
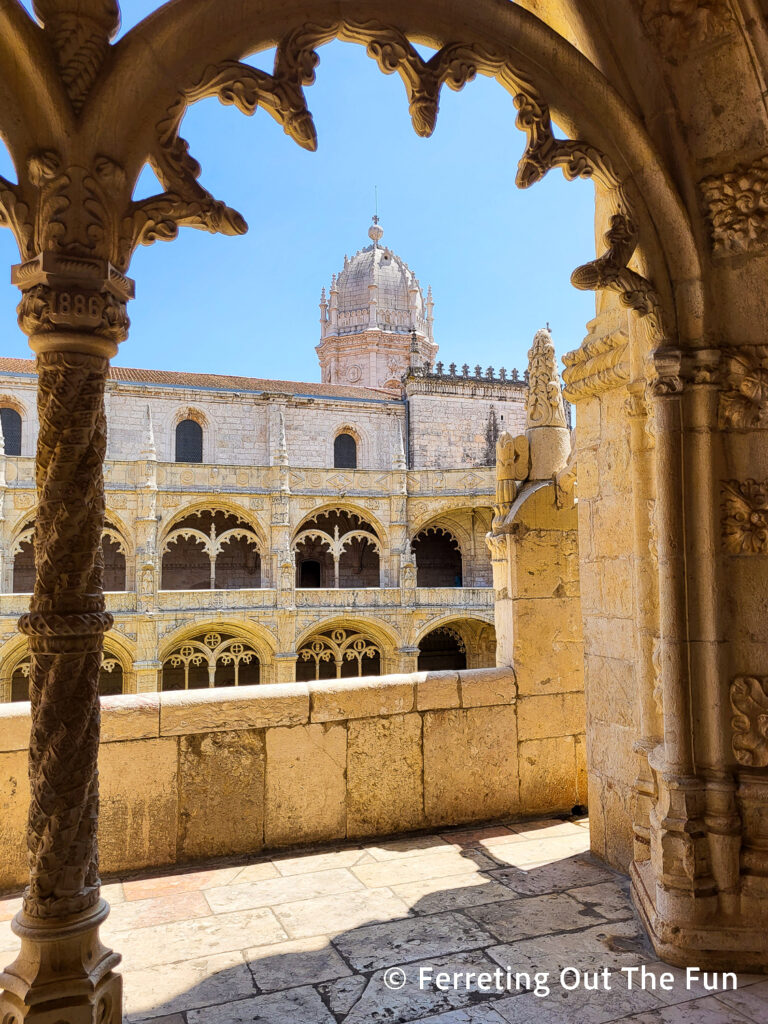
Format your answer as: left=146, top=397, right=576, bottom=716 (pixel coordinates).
left=0, top=407, right=21, bottom=456
left=176, top=419, right=203, bottom=463
left=334, top=432, right=357, bottom=469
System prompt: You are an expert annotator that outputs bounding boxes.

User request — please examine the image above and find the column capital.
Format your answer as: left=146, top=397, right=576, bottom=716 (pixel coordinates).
left=12, top=252, right=135, bottom=356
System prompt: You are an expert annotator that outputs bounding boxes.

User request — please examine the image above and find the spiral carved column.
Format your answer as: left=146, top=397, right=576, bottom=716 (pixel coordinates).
left=0, top=256, right=133, bottom=1023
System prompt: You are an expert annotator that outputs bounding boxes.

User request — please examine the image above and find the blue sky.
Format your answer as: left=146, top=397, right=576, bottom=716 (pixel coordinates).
left=0, top=2, right=596, bottom=382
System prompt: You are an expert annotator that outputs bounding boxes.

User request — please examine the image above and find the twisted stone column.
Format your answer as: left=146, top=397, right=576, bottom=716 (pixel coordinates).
left=1, top=254, right=133, bottom=1022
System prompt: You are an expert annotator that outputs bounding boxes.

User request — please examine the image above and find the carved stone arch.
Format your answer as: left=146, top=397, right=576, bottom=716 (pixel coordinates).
left=160, top=500, right=266, bottom=550
left=330, top=422, right=368, bottom=469
left=412, top=611, right=495, bottom=648
left=166, top=405, right=213, bottom=463
left=159, top=618, right=278, bottom=686
left=0, top=393, right=30, bottom=457
left=295, top=614, right=401, bottom=676
left=0, top=633, right=31, bottom=703
left=159, top=618, right=277, bottom=666
left=86, top=0, right=701, bottom=351
left=293, top=502, right=386, bottom=543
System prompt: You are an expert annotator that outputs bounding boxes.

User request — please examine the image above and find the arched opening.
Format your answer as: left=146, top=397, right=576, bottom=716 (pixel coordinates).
left=102, top=529, right=127, bottom=592
left=12, top=535, right=35, bottom=593
left=294, top=509, right=380, bottom=589
left=10, top=653, right=125, bottom=702
left=0, top=407, right=21, bottom=456
left=296, top=627, right=382, bottom=682
left=299, top=560, right=321, bottom=588
left=175, top=418, right=203, bottom=463
left=334, top=432, right=357, bottom=469
left=12, top=524, right=128, bottom=594
left=413, top=527, right=463, bottom=587
left=161, top=631, right=261, bottom=690
left=161, top=509, right=262, bottom=590
left=418, top=625, right=467, bottom=671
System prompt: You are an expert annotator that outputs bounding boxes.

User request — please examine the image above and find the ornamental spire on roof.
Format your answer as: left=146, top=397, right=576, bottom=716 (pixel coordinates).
left=525, top=326, right=567, bottom=430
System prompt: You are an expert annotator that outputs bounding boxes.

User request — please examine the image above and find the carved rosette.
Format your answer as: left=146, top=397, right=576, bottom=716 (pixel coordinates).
left=721, top=479, right=768, bottom=554
left=21, top=349, right=112, bottom=918
left=730, top=676, right=768, bottom=767
left=700, top=156, right=768, bottom=256
left=718, top=346, right=768, bottom=429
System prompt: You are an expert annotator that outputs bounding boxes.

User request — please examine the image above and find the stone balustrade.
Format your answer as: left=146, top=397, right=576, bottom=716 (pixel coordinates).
left=0, top=667, right=586, bottom=891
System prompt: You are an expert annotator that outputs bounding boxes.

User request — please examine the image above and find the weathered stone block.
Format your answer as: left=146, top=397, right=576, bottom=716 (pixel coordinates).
left=310, top=676, right=415, bottom=723
left=424, top=706, right=519, bottom=824
left=265, top=723, right=346, bottom=846
left=347, top=713, right=424, bottom=837
left=101, top=692, right=160, bottom=742
left=99, top=737, right=178, bottom=874
left=160, top=683, right=309, bottom=736
left=178, top=729, right=265, bottom=859
left=0, top=704, right=30, bottom=753
left=415, top=671, right=460, bottom=710
left=517, top=692, right=586, bottom=741
left=0, top=750, right=27, bottom=891
left=459, top=667, right=516, bottom=708
left=518, top=735, right=578, bottom=815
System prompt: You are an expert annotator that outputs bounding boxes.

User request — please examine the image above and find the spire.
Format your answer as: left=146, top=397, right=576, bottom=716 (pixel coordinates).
left=275, top=409, right=288, bottom=467
left=409, top=326, right=421, bottom=371
left=141, top=405, right=156, bottom=459
left=393, top=421, right=406, bottom=470
left=525, top=326, right=567, bottom=430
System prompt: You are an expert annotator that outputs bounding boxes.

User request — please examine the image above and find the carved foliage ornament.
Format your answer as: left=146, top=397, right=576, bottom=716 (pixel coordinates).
left=721, top=479, right=768, bottom=554
left=700, top=156, right=768, bottom=257
left=730, top=675, right=768, bottom=767
left=718, top=346, right=768, bottom=429
left=32, top=1, right=121, bottom=111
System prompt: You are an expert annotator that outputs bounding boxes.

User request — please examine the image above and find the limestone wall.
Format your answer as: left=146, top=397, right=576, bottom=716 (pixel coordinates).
left=0, top=666, right=586, bottom=892
left=408, top=391, right=527, bottom=470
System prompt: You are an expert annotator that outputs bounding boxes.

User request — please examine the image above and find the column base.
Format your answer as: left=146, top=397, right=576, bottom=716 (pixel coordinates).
left=0, top=899, right=122, bottom=1022
left=631, top=859, right=768, bottom=971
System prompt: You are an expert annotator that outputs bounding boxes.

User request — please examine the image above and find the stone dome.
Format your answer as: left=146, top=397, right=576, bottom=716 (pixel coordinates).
left=329, top=220, right=430, bottom=338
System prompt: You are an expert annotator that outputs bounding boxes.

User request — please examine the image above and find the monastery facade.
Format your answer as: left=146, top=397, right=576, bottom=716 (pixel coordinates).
left=0, top=221, right=530, bottom=700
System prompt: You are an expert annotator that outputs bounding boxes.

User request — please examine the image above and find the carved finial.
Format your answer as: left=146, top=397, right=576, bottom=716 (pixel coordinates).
left=525, top=326, right=567, bottom=429
left=486, top=366, right=494, bottom=379
left=436, top=361, right=444, bottom=376
left=141, top=405, right=156, bottom=460
left=449, top=362, right=457, bottom=376
left=368, top=215, right=384, bottom=246
left=499, top=367, right=507, bottom=381
left=474, top=364, right=482, bottom=378
left=462, top=364, right=469, bottom=377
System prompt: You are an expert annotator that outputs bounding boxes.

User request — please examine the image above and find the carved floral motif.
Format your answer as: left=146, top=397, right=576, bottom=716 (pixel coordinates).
left=700, top=156, right=768, bottom=256
left=730, top=675, right=768, bottom=767
left=718, top=346, right=768, bottom=428
left=721, top=479, right=768, bottom=554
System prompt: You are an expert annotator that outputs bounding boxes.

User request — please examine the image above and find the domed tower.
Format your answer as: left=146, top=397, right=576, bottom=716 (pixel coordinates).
left=317, top=218, right=437, bottom=389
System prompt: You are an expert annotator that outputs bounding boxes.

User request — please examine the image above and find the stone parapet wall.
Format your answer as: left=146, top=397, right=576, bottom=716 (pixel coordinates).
left=0, top=666, right=586, bottom=893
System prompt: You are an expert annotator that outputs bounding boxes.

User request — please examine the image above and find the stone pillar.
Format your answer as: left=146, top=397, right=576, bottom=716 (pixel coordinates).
left=273, top=652, right=298, bottom=684
left=134, top=662, right=161, bottom=694
left=0, top=254, right=133, bottom=1023
left=397, top=645, right=420, bottom=674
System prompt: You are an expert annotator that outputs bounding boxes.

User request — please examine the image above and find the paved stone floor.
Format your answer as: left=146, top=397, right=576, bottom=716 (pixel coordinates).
left=1, top=817, right=767, bottom=1023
